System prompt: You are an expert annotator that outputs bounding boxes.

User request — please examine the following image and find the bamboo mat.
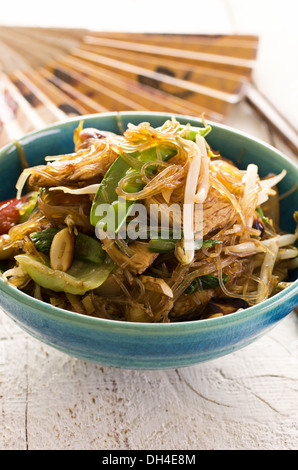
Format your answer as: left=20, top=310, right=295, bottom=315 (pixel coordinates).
left=1, top=27, right=295, bottom=155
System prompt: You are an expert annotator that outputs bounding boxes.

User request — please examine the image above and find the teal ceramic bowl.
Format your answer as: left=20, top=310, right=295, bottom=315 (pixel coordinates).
left=0, top=112, right=297, bottom=369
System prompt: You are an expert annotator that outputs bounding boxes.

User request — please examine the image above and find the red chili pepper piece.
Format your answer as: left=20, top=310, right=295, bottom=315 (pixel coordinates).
left=0, top=196, right=28, bottom=235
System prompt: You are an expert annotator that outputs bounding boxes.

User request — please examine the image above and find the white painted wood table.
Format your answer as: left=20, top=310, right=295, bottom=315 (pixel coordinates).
left=0, top=100, right=297, bottom=451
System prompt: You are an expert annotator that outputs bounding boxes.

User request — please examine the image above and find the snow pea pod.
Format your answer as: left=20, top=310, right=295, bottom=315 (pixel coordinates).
left=178, top=124, right=211, bottom=142
left=90, top=124, right=211, bottom=234
left=90, top=157, right=137, bottom=233
left=90, top=146, right=177, bottom=232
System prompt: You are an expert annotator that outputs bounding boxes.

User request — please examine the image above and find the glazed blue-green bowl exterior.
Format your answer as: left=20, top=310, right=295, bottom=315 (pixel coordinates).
left=0, top=111, right=297, bottom=369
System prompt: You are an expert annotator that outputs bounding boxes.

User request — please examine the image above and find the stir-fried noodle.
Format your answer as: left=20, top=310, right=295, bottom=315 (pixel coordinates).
left=0, top=118, right=297, bottom=323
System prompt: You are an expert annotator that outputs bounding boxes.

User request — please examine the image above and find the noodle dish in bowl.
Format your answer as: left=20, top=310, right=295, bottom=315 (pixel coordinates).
left=0, top=112, right=297, bottom=369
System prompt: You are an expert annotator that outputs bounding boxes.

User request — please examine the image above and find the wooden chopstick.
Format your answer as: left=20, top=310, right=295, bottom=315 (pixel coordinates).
left=245, top=85, right=298, bottom=156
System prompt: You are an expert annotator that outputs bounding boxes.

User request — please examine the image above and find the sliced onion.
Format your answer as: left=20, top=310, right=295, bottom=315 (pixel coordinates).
left=276, top=233, right=297, bottom=247
left=16, top=170, right=30, bottom=198
left=224, top=241, right=258, bottom=254
left=49, top=184, right=100, bottom=194
left=257, top=190, right=269, bottom=205
left=140, top=275, right=173, bottom=298
left=277, top=248, right=298, bottom=260
left=242, top=164, right=259, bottom=227
left=180, top=139, right=202, bottom=264
left=260, top=170, right=287, bottom=188
left=257, top=238, right=279, bottom=301
left=243, top=164, right=258, bottom=195
left=194, top=134, right=209, bottom=204
left=262, top=233, right=297, bottom=248
left=162, top=188, right=174, bottom=204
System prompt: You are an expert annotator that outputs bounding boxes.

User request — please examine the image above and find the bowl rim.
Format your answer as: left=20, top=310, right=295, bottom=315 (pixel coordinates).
left=0, top=110, right=297, bottom=332
left=0, top=271, right=297, bottom=333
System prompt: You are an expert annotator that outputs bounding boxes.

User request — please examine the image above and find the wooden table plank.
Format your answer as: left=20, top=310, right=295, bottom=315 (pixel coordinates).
left=1, top=311, right=298, bottom=450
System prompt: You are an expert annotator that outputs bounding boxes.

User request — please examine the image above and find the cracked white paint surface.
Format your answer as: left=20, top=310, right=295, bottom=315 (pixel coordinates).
left=1, top=309, right=298, bottom=450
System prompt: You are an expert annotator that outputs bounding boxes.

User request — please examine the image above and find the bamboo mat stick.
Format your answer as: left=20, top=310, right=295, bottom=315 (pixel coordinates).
left=0, top=29, right=265, bottom=148
left=1, top=73, right=46, bottom=129
left=90, top=31, right=259, bottom=54
left=46, top=61, right=148, bottom=112
left=0, top=39, right=29, bottom=74
left=55, top=55, right=223, bottom=121
left=0, top=26, right=87, bottom=41
left=84, top=35, right=257, bottom=77
left=74, top=47, right=241, bottom=102
left=0, top=73, right=47, bottom=147
left=0, top=28, right=69, bottom=71
left=0, top=103, right=25, bottom=148
left=11, top=70, right=67, bottom=123
left=21, top=67, right=90, bottom=116
left=37, top=68, right=109, bottom=114
left=71, top=48, right=237, bottom=116
left=83, top=36, right=256, bottom=73
left=3, top=26, right=85, bottom=53
left=81, top=43, right=248, bottom=95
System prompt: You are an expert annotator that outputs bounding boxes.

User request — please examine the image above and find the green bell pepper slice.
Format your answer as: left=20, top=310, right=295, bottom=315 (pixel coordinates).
left=15, top=254, right=115, bottom=296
